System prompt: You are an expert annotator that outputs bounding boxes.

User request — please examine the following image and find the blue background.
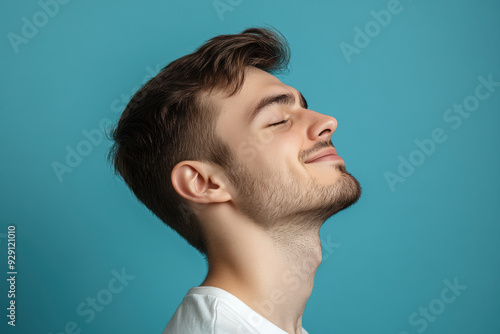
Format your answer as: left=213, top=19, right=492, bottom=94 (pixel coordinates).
left=1, top=0, right=499, bottom=333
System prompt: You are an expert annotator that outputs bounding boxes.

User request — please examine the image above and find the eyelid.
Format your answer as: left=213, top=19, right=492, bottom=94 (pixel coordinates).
left=268, top=119, right=289, bottom=127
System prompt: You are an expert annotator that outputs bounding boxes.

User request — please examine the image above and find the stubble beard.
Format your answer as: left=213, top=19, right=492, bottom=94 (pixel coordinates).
left=225, top=157, right=362, bottom=232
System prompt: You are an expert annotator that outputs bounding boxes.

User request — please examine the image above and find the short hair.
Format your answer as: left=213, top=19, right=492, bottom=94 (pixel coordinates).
left=108, top=27, right=290, bottom=254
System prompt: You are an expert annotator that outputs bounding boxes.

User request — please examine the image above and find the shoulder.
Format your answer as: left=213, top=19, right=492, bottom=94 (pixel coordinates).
left=162, top=286, right=256, bottom=334
left=162, top=286, right=309, bottom=334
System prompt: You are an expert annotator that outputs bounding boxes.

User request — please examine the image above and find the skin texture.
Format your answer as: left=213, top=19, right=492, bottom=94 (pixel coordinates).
left=171, top=66, right=362, bottom=334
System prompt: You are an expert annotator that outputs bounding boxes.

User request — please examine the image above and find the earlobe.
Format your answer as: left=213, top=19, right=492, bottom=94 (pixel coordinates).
left=171, top=161, right=232, bottom=204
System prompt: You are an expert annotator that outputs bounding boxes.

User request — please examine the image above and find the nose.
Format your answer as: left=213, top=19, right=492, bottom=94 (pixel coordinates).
left=305, top=110, right=338, bottom=142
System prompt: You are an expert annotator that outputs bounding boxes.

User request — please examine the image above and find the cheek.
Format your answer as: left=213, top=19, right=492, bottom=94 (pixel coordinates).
left=235, top=130, right=303, bottom=173
left=264, top=133, right=306, bottom=175
left=261, top=130, right=298, bottom=157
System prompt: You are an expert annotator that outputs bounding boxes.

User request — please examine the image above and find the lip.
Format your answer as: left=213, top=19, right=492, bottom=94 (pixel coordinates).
left=304, top=148, right=341, bottom=164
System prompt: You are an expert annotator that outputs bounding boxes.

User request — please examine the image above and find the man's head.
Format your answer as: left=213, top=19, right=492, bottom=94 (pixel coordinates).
left=109, top=27, right=361, bottom=256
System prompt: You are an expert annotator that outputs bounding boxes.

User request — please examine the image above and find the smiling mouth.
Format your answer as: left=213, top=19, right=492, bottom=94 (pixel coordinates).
left=304, top=147, right=344, bottom=164
left=306, top=154, right=343, bottom=163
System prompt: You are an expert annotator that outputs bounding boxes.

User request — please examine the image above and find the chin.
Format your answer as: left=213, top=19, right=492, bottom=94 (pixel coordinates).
left=331, top=166, right=362, bottom=213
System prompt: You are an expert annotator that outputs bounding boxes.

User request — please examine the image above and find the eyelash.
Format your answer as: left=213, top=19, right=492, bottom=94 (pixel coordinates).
left=269, top=119, right=289, bottom=127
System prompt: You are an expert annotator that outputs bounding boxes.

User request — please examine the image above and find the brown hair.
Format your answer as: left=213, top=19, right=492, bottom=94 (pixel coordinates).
left=108, top=27, right=290, bottom=254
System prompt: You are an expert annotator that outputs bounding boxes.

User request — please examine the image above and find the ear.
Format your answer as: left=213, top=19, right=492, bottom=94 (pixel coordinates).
left=171, top=160, right=232, bottom=204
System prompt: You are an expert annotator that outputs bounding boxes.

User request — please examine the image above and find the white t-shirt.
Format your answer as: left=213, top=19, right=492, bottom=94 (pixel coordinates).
left=163, top=286, right=309, bottom=334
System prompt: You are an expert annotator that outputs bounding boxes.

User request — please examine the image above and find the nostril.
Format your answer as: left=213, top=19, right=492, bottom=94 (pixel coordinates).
left=319, top=128, right=332, bottom=136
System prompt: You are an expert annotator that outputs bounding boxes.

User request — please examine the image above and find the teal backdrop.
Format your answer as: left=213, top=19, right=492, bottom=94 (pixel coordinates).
left=1, top=0, right=499, bottom=333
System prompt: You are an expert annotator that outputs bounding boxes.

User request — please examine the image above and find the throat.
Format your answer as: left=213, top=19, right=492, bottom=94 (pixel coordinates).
left=201, top=224, right=323, bottom=333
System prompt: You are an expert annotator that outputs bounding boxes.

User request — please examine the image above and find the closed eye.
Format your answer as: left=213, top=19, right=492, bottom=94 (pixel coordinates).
left=269, top=119, right=289, bottom=127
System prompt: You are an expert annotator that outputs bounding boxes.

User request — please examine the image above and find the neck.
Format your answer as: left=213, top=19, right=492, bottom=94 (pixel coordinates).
left=200, top=208, right=323, bottom=334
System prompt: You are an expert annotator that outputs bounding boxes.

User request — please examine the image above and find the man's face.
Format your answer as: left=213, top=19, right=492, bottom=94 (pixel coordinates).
left=211, top=66, right=361, bottom=229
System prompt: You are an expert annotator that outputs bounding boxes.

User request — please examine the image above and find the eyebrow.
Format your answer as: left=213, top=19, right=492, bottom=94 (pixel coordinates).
left=248, top=91, right=309, bottom=124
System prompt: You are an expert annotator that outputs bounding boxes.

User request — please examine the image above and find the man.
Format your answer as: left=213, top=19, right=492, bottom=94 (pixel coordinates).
left=109, top=27, right=362, bottom=334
